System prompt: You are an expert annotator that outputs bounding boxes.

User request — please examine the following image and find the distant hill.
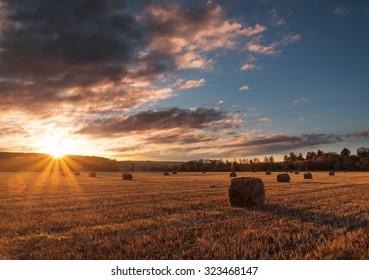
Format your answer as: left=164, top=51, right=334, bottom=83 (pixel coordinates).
left=0, top=152, right=183, bottom=172
left=0, top=152, right=119, bottom=172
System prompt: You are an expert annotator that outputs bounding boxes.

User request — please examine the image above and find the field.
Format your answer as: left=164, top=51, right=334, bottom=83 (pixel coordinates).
left=0, top=171, right=369, bottom=260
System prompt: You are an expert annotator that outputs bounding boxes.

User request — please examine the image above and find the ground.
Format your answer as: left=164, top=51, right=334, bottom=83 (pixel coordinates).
left=0, top=171, right=368, bottom=259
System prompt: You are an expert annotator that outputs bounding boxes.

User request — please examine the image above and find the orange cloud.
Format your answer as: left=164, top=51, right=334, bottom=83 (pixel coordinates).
left=173, top=79, right=206, bottom=89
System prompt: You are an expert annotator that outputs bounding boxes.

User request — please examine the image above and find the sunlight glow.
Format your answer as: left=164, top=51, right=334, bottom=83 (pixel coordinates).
left=38, top=135, right=79, bottom=158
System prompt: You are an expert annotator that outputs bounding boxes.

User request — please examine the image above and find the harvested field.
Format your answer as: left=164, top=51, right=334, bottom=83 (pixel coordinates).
left=0, top=171, right=369, bottom=260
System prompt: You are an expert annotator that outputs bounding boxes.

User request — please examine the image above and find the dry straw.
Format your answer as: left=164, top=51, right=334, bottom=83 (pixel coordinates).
left=122, top=172, right=133, bottom=180
left=228, top=177, right=265, bottom=207
left=277, top=173, right=290, bottom=182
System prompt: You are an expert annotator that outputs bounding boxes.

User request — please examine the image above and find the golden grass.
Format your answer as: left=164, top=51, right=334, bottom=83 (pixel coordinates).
left=0, top=171, right=369, bottom=259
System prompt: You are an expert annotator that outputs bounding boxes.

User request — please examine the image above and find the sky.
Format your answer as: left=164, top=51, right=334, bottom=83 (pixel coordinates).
left=0, top=0, right=368, bottom=161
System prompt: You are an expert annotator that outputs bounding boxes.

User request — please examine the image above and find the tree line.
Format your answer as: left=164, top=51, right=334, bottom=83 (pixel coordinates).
left=176, top=147, right=369, bottom=172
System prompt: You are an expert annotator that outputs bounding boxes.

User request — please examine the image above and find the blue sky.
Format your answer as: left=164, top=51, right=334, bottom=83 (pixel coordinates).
left=0, top=0, right=368, bottom=160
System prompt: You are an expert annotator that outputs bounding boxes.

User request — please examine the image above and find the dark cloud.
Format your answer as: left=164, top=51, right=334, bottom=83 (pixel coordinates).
left=0, top=0, right=147, bottom=114
left=0, top=0, right=269, bottom=118
left=222, top=132, right=369, bottom=156
left=95, top=129, right=369, bottom=160
left=77, top=107, right=227, bottom=136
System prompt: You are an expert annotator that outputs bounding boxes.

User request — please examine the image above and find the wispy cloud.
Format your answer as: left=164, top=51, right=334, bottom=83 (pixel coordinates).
left=246, top=34, right=301, bottom=56
left=239, top=85, right=250, bottom=91
left=77, top=107, right=228, bottom=137
left=240, top=63, right=257, bottom=71
left=332, top=6, right=351, bottom=18
left=246, top=41, right=278, bottom=56
left=293, top=97, right=310, bottom=106
left=281, top=34, right=302, bottom=45
left=268, top=8, right=286, bottom=26
left=255, top=118, right=270, bottom=123
left=173, top=79, right=206, bottom=89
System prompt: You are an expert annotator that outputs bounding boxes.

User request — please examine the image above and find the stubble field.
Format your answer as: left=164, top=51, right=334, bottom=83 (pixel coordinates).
left=0, top=171, right=368, bottom=260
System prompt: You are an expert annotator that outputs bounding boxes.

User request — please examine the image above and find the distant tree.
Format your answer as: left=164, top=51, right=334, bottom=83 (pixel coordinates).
left=269, top=155, right=275, bottom=163
left=297, top=153, right=304, bottom=160
left=356, top=157, right=369, bottom=171
left=317, top=149, right=325, bottom=157
left=289, top=152, right=297, bottom=161
left=340, top=148, right=351, bottom=157
left=264, top=156, right=269, bottom=163
left=357, top=147, right=369, bottom=157
left=306, top=151, right=317, bottom=160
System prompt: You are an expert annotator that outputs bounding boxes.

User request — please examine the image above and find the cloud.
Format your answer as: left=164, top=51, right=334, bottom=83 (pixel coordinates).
left=145, top=2, right=266, bottom=70
left=239, top=85, right=250, bottom=91
left=77, top=107, right=228, bottom=137
left=281, top=34, right=302, bottom=45
left=240, top=63, right=257, bottom=71
left=332, top=6, right=351, bottom=18
left=173, top=79, right=206, bottom=90
left=89, top=127, right=369, bottom=160
left=0, top=0, right=149, bottom=115
left=255, top=118, right=270, bottom=123
left=293, top=97, right=310, bottom=106
left=246, top=41, right=278, bottom=56
left=218, top=100, right=224, bottom=104
left=355, top=129, right=369, bottom=137
left=268, top=8, right=286, bottom=26
left=0, top=124, right=28, bottom=137
left=219, top=133, right=353, bottom=156
left=246, top=34, right=301, bottom=56
left=0, top=0, right=267, bottom=118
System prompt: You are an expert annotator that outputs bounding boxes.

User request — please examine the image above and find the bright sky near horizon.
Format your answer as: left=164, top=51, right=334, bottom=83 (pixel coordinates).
left=0, top=0, right=368, bottom=161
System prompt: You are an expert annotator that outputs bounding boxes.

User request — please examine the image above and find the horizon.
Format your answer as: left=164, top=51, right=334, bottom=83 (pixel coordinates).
left=1, top=0, right=368, bottom=161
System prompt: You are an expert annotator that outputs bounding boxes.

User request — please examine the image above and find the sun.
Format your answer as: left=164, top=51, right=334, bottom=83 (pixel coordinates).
left=47, top=147, right=67, bottom=158
left=38, top=134, right=78, bottom=158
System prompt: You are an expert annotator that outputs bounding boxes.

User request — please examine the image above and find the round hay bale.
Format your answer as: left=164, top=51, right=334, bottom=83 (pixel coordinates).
left=344, top=170, right=348, bottom=173
left=61, top=172, right=66, bottom=177
left=122, top=172, right=133, bottom=180
left=172, top=171, right=177, bottom=174
left=89, top=172, right=96, bottom=177
left=74, top=171, right=80, bottom=176
left=277, top=173, right=290, bottom=182
left=202, top=171, right=206, bottom=173
left=294, top=171, right=299, bottom=175
left=228, top=177, right=265, bottom=207
left=304, top=172, right=313, bottom=179
left=163, top=172, right=169, bottom=176
left=329, top=170, right=335, bottom=176
left=230, top=171, right=237, bottom=177
left=266, top=171, right=272, bottom=175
